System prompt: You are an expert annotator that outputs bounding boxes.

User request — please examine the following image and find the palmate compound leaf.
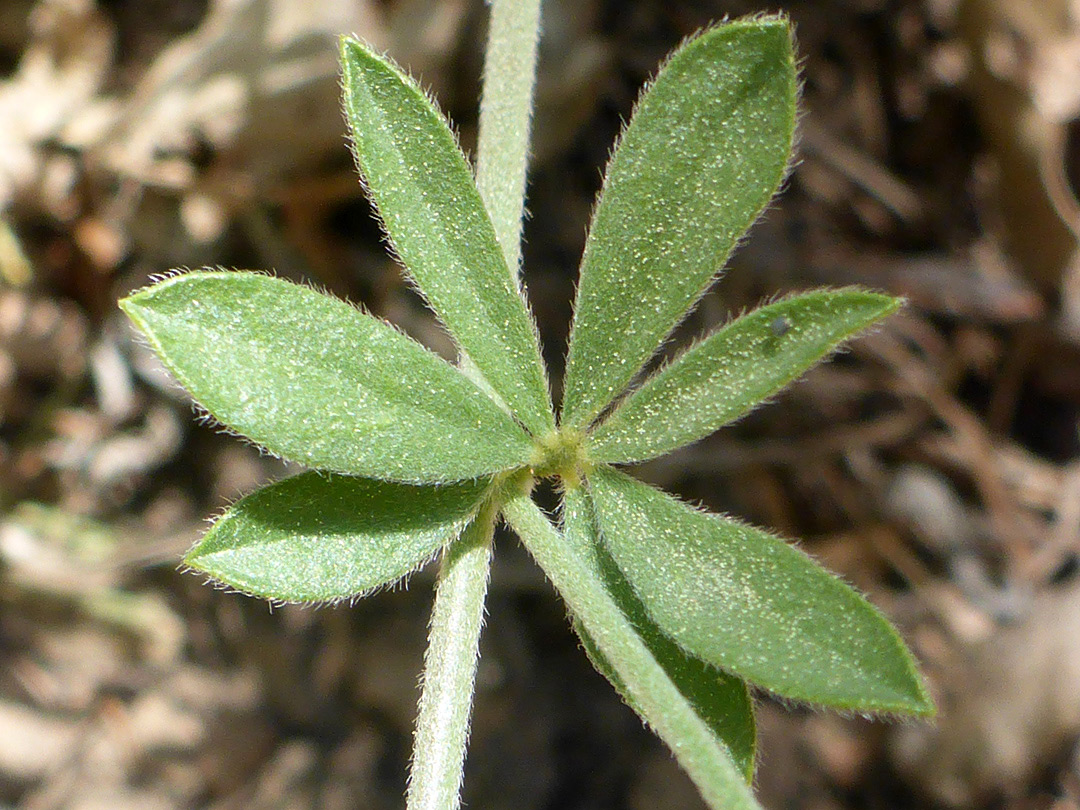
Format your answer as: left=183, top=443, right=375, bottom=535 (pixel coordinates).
left=588, top=466, right=935, bottom=716
left=501, top=492, right=761, bottom=810
left=340, top=37, right=554, bottom=438
left=588, top=290, right=902, bottom=464
left=561, top=17, right=797, bottom=430
left=562, top=487, right=756, bottom=781
left=120, top=271, right=533, bottom=484
left=186, top=472, right=491, bottom=603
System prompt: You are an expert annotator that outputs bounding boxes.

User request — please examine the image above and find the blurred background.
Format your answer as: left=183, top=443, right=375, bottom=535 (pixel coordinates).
left=0, top=0, right=1078, bottom=807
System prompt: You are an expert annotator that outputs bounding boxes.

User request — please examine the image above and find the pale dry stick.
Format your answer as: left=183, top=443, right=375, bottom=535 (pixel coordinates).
left=862, top=525, right=997, bottom=644
left=800, top=118, right=924, bottom=224
left=996, top=442, right=1070, bottom=510
left=640, top=409, right=925, bottom=481
left=1026, top=460, right=1080, bottom=583
left=812, top=452, right=992, bottom=644
left=870, top=328, right=1035, bottom=572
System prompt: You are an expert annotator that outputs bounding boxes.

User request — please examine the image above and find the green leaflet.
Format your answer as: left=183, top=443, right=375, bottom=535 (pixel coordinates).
left=502, top=493, right=761, bottom=810
left=561, top=18, right=797, bottom=429
left=563, top=487, right=756, bottom=781
left=589, top=467, right=935, bottom=715
left=588, top=291, right=901, bottom=464
left=186, top=472, right=490, bottom=603
left=120, top=271, right=532, bottom=484
left=340, top=37, right=554, bottom=438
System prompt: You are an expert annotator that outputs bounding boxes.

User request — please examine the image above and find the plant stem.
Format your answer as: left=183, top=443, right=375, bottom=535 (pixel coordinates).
left=500, top=494, right=760, bottom=810
left=407, top=4, right=545, bottom=806
left=476, top=0, right=543, bottom=278
left=406, top=511, right=494, bottom=810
